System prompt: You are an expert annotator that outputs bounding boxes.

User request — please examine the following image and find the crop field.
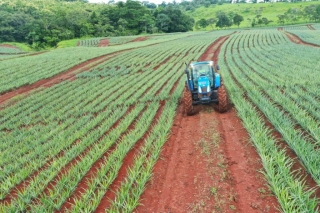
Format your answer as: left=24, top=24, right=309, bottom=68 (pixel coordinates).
left=0, top=26, right=319, bottom=212
left=0, top=47, right=24, bottom=55
left=285, top=29, right=320, bottom=46
left=219, top=29, right=320, bottom=212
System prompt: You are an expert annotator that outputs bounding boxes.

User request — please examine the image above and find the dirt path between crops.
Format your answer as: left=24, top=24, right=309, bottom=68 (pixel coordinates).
left=0, top=44, right=20, bottom=49
left=136, top=36, right=280, bottom=213
left=307, top=24, right=315, bottom=30
left=132, top=36, right=149, bottom=42
left=278, top=28, right=320, bottom=48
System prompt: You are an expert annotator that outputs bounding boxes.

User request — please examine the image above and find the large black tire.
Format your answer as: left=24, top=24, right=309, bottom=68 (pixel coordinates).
left=217, top=84, right=228, bottom=113
left=183, top=87, right=194, bottom=116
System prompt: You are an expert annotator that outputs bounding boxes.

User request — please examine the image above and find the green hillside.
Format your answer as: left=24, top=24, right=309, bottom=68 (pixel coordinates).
left=187, top=1, right=320, bottom=29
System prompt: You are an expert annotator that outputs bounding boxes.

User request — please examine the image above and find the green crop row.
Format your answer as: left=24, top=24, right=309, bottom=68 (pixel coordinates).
left=220, top=29, right=320, bottom=212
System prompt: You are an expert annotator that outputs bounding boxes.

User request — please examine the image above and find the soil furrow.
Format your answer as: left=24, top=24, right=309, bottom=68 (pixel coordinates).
left=278, top=28, right=320, bottom=47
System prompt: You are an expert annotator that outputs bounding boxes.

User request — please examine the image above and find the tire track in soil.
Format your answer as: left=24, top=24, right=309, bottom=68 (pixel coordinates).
left=278, top=28, right=320, bottom=48
left=136, top=35, right=280, bottom=212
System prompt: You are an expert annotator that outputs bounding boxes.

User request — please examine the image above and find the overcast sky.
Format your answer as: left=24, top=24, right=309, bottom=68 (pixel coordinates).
left=88, top=0, right=181, bottom=5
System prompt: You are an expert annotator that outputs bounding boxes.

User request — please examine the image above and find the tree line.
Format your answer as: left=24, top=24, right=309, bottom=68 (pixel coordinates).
left=277, top=4, right=320, bottom=25
left=0, top=0, right=194, bottom=48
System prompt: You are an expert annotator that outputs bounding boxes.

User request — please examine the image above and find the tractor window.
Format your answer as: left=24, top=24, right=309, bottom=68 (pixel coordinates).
left=192, top=64, right=213, bottom=87
left=193, top=64, right=212, bottom=78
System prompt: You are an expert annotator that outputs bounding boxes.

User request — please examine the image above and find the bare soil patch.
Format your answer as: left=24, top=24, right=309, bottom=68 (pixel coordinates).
left=132, top=37, right=149, bottom=42
left=0, top=44, right=20, bottom=49
left=98, top=39, right=109, bottom=47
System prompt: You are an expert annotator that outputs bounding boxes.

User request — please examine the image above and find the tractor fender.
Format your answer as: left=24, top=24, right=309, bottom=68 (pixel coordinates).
left=185, top=80, right=194, bottom=91
left=215, top=73, right=221, bottom=88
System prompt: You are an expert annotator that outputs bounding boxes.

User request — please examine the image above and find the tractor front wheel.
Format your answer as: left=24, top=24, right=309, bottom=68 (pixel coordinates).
left=217, top=84, right=228, bottom=113
left=183, top=87, right=194, bottom=116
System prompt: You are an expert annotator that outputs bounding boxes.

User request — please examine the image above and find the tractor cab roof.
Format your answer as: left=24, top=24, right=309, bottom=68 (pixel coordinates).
left=190, top=60, right=214, bottom=68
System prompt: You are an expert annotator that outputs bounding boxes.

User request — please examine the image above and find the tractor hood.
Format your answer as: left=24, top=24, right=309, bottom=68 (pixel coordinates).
left=198, top=76, right=211, bottom=94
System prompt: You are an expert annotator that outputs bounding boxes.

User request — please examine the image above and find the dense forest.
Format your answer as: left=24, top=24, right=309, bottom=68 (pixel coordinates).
left=0, top=0, right=194, bottom=48
left=1, top=0, right=320, bottom=49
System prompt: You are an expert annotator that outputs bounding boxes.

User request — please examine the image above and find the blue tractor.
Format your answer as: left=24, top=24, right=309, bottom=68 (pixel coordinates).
left=183, top=60, right=228, bottom=115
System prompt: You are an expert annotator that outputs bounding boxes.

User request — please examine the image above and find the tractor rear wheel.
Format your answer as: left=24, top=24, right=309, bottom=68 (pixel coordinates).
left=183, top=87, right=194, bottom=116
left=217, top=84, right=228, bottom=113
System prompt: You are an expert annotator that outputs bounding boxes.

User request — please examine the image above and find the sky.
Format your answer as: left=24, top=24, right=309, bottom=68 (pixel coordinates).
left=88, top=0, right=181, bottom=5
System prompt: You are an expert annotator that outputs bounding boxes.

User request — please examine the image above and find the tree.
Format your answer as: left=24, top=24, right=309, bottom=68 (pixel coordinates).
left=261, top=17, right=269, bottom=26
left=139, top=14, right=154, bottom=33
left=206, top=18, right=217, bottom=29
left=118, top=18, right=128, bottom=32
left=277, top=14, right=286, bottom=25
left=285, top=8, right=302, bottom=24
left=197, top=18, right=208, bottom=29
left=233, top=14, right=243, bottom=28
left=216, top=11, right=231, bottom=29
left=251, top=18, right=256, bottom=27
left=303, top=5, right=316, bottom=21
left=156, top=14, right=170, bottom=32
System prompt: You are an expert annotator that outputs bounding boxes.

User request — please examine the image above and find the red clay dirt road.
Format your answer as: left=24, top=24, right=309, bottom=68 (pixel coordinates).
left=278, top=27, right=320, bottom=48
left=135, top=36, right=280, bottom=213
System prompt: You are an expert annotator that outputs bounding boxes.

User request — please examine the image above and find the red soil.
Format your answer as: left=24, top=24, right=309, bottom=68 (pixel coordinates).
left=98, top=39, right=109, bottom=47
left=0, top=44, right=20, bottom=49
left=132, top=37, right=148, bottom=42
left=278, top=28, right=320, bottom=48
left=136, top=35, right=280, bottom=212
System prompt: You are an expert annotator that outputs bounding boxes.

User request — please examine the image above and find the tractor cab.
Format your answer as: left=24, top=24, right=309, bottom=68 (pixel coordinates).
left=183, top=60, right=228, bottom=115
left=185, top=61, right=221, bottom=104
left=190, top=62, right=216, bottom=89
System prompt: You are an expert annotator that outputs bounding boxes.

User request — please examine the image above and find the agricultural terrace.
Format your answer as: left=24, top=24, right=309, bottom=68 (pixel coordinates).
left=219, top=29, right=320, bottom=212
left=0, top=30, right=233, bottom=212
left=0, top=27, right=320, bottom=212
